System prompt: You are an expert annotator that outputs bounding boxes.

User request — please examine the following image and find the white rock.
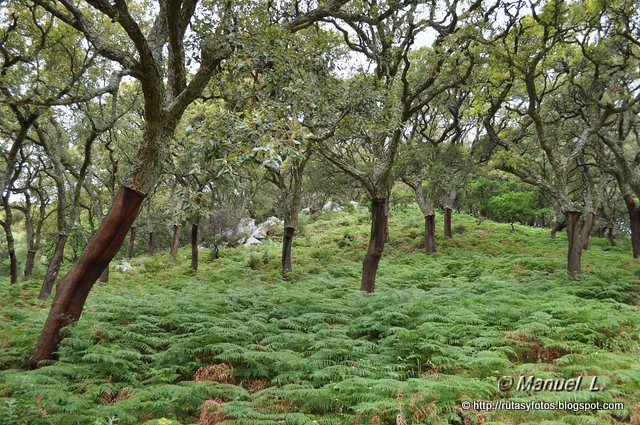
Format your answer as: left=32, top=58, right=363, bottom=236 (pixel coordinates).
left=198, top=245, right=207, bottom=251
left=244, top=236, right=261, bottom=247
left=252, top=229, right=267, bottom=240
left=237, top=218, right=257, bottom=237
left=257, top=216, right=281, bottom=235
left=115, top=262, right=133, bottom=272
left=301, top=207, right=311, bottom=215
left=349, top=201, right=359, bottom=209
left=322, top=201, right=342, bottom=212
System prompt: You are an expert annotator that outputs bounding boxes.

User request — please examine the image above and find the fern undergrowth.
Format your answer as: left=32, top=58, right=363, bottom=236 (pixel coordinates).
left=1, top=207, right=639, bottom=425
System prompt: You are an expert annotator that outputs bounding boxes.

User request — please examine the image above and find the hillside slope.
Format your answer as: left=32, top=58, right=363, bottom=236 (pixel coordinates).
left=1, top=206, right=639, bottom=425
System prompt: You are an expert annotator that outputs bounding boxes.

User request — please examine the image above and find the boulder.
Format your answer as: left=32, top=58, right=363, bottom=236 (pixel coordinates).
left=251, top=229, right=268, bottom=240
left=115, top=262, right=133, bottom=273
left=349, top=201, right=359, bottom=209
left=244, top=236, right=261, bottom=247
left=322, top=201, right=342, bottom=212
left=257, top=216, right=281, bottom=235
left=237, top=218, right=257, bottom=237
left=301, top=207, right=311, bottom=215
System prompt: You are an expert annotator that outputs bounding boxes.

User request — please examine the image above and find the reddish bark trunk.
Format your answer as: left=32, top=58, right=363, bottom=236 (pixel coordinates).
left=424, top=214, right=437, bottom=254
left=566, top=211, right=583, bottom=279
left=24, top=249, right=36, bottom=279
left=443, top=207, right=452, bottom=238
left=624, top=195, right=640, bottom=258
left=125, top=226, right=136, bottom=259
left=28, top=186, right=144, bottom=367
left=170, top=224, right=180, bottom=260
left=282, top=226, right=295, bottom=273
left=361, top=199, right=387, bottom=293
left=191, top=223, right=198, bottom=271
left=580, top=212, right=595, bottom=251
left=149, top=232, right=156, bottom=255
left=39, top=234, right=68, bottom=300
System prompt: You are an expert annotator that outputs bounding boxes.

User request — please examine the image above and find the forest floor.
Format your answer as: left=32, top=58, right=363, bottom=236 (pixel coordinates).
left=1, top=205, right=639, bottom=425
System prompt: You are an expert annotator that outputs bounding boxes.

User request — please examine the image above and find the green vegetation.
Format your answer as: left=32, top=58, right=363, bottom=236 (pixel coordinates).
left=1, top=207, right=638, bottom=425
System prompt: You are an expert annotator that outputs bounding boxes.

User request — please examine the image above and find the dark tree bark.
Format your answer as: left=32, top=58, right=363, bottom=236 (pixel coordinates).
left=24, top=250, right=36, bottom=279
left=125, top=226, right=136, bottom=259
left=624, top=194, right=640, bottom=258
left=1, top=194, right=18, bottom=283
left=361, top=199, right=387, bottom=293
left=98, top=265, right=109, bottom=283
left=424, top=214, right=437, bottom=254
left=39, top=233, right=67, bottom=300
left=580, top=212, right=595, bottom=251
left=190, top=223, right=198, bottom=271
left=170, top=224, right=181, bottom=260
left=551, top=220, right=566, bottom=240
left=282, top=227, right=295, bottom=273
left=443, top=207, right=452, bottom=238
left=28, top=187, right=144, bottom=367
left=149, top=232, right=156, bottom=255
left=566, top=211, right=583, bottom=279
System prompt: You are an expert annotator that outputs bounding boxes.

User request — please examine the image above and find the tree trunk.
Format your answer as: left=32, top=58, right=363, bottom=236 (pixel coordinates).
left=607, top=227, right=616, bottom=247
left=1, top=195, right=18, bottom=283
left=125, top=226, right=136, bottom=259
left=28, top=186, right=144, bottom=367
left=580, top=212, right=595, bottom=251
left=24, top=250, right=36, bottom=279
left=149, top=232, right=156, bottom=255
left=170, top=224, right=181, bottom=260
left=8, top=251, right=18, bottom=284
left=624, top=194, right=640, bottom=258
left=99, top=265, right=109, bottom=283
left=551, top=220, right=566, bottom=240
left=190, top=223, right=198, bottom=271
left=282, top=226, right=295, bottom=273
left=39, top=233, right=68, bottom=300
left=424, top=214, right=437, bottom=254
left=361, top=198, right=387, bottom=293
left=566, top=211, right=583, bottom=279
left=443, top=207, right=452, bottom=238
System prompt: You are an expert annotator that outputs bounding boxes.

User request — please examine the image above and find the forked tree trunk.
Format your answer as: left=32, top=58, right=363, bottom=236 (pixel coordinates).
left=149, top=232, right=156, bottom=255
left=190, top=223, right=198, bottom=271
left=424, top=214, right=437, bottom=254
left=443, top=207, right=452, bottom=238
left=28, top=186, right=144, bottom=367
left=361, top=198, right=387, bottom=293
left=125, top=226, right=136, bottom=259
left=566, top=211, right=583, bottom=279
left=282, top=227, right=295, bottom=273
left=24, top=250, right=36, bottom=279
left=624, top=195, right=640, bottom=258
left=580, top=212, right=595, bottom=251
left=170, top=224, right=180, bottom=259
left=39, top=234, right=68, bottom=300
